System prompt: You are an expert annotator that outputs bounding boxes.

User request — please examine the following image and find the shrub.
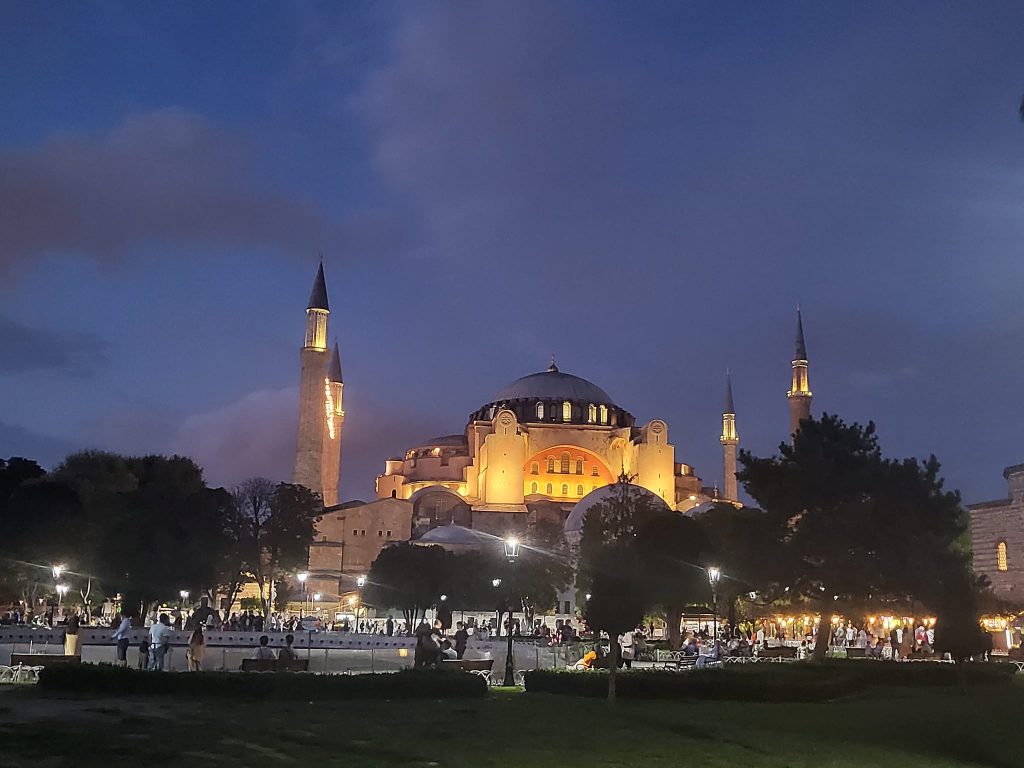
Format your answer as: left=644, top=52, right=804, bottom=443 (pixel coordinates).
left=38, top=664, right=487, bottom=699
left=524, top=660, right=1015, bottom=701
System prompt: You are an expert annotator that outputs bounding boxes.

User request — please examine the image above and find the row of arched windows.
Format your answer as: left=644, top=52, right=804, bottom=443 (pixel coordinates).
left=529, top=482, right=596, bottom=497
left=532, top=452, right=599, bottom=476
left=534, top=401, right=609, bottom=424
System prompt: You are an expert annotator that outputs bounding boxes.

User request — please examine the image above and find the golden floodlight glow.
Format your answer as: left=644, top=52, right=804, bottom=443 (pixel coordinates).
left=324, top=378, right=336, bottom=439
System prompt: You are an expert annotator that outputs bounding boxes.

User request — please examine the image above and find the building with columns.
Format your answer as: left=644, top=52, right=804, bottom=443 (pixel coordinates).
left=293, top=264, right=815, bottom=599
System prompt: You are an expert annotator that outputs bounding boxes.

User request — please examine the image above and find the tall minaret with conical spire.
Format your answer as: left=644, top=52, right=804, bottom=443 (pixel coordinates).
left=293, top=260, right=343, bottom=507
left=787, top=308, right=812, bottom=439
left=720, top=370, right=739, bottom=502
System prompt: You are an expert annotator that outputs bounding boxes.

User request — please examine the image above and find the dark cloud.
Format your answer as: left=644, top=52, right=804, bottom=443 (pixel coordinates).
left=0, top=107, right=407, bottom=273
left=0, top=421, right=78, bottom=470
left=0, top=314, right=107, bottom=376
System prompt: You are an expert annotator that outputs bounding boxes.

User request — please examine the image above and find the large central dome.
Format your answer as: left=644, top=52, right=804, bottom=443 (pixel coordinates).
left=493, top=364, right=615, bottom=405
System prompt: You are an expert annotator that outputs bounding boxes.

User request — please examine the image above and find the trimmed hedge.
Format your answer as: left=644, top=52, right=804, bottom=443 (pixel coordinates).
left=38, top=664, right=488, bottom=699
left=524, top=660, right=1016, bottom=701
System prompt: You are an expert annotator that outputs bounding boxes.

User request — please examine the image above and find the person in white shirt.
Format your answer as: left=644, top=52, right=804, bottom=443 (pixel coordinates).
left=149, top=614, right=172, bottom=671
left=250, top=634, right=276, bottom=660
left=111, top=613, right=132, bottom=667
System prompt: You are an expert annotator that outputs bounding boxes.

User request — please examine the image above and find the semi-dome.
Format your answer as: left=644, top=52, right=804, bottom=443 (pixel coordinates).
left=564, top=483, right=670, bottom=536
left=493, top=364, right=615, bottom=405
left=417, top=524, right=487, bottom=548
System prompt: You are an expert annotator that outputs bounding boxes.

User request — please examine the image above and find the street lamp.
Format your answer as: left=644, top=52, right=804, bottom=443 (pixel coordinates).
left=52, top=563, right=65, bottom=580
left=356, top=575, right=366, bottom=588
left=179, top=589, right=189, bottom=607
left=707, top=566, right=721, bottom=640
left=502, top=536, right=520, bottom=687
left=297, top=572, right=309, bottom=616
left=55, top=583, right=68, bottom=620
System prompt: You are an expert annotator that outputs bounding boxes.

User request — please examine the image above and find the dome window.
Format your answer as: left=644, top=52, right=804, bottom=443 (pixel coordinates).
left=536, top=402, right=544, bottom=419
left=599, top=405, right=609, bottom=424
left=562, top=400, right=572, bottom=422
left=588, top=404, right=597, bottom=423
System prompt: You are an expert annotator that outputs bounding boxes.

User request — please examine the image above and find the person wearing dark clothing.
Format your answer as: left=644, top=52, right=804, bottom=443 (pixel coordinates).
left=454, top=622, right=469, bottom=659
left=386, top=617, right=395, bottom=636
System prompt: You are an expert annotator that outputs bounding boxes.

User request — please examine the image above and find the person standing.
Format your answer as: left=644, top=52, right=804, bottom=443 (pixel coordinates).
left=454, top=622, right=469, bottom=659
left=150, top=614, right=172, bottom=671
left=111, top=613, right=132, bottom=667
left=64, top=612, right=81, bottom=657
left=619, top=630, right=635, bottom=669
left=186, top=625, right=205, bottom=671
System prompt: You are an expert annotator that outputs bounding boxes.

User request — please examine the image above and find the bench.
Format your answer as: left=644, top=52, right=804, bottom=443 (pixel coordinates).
left=10, top=653, right=81, bottom=667
left=845, top=647, right=867, bottom=658
left=240, top=658, right=309, bottom=672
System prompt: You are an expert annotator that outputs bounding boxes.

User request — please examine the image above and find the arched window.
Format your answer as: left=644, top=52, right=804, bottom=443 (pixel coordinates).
left=545, top=483, right=553, bottom=495
left=588, top=404, right=597, bottom=423
left=536, top=402, right=545, bottom=419
left=560, top=452, right=570, bottom=474
left=547, top=457, right=555, bottom=473
left=550, top=404, right=558, bottom=419
left=998, top=541, right=1009, bottom=572
left=531, top=462, right=539, bottom=475
left=591, top=466, right=599, bottom=477
left=575, top=459, right=583, bottom=475
left=562, top=400, right=572, bottom=422
left=576, top=484, right=584, bottom=496
left=599, top=405, right=609, bottom=424
left=561, top=483, right=569, bottom=496
left=530, top=482, right=538, bottom=494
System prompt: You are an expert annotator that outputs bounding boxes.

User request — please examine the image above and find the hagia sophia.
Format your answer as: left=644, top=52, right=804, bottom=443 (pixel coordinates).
left=294, top=263, right=814, bottom=602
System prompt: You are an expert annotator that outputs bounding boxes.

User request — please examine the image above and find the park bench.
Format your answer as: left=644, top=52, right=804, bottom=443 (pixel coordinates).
left=441, top=657, right=495, bottom=684
left=10, top=653, right=81, bottom=668
left=845, top=647, right=867, bottom=658
left=757, top=646, right=798, bottom=661
left=240, top=658, right=309, bottom=672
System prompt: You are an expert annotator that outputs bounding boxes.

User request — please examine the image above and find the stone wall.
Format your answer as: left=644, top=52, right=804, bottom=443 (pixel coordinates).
left=968, top=465, right=1024, bottom=604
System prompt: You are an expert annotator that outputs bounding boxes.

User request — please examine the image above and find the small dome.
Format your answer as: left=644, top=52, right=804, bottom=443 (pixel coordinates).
left=417, top=524, right=487, bottom=547
left=493, top=368, right=614, bottom=406
left=565, top=483, right=669, bottom=536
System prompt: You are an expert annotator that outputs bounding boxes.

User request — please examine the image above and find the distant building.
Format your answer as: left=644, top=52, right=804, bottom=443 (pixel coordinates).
left=968, top=464, right=1024, bottom=602
left=291, top=262, right=815, bottom=600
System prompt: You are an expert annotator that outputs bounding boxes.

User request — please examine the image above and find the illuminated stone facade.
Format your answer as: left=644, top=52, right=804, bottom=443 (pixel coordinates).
left=968, top=464, right=1024, bottom=604
left=376, top=362, right=702, bottom=513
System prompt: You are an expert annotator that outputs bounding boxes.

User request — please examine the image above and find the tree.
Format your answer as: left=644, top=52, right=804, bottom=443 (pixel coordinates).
left=583, top=539, right=647, bottom=701
left=364, top=543, right=451, bottom=632
left=634, top=513, right=710, bottom=649
left=739, top=414, right=967, bottom=660
left=232, top=478, right=321, bottom=621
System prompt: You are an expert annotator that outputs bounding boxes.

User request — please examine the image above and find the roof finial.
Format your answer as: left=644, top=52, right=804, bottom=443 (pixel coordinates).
left=724, top=369, right=735, bottom=414
left=548, top=354, right=558, bottom=373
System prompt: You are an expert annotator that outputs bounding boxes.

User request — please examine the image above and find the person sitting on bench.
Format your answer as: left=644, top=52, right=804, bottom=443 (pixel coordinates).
left=250, top=635, right=275, bottom=660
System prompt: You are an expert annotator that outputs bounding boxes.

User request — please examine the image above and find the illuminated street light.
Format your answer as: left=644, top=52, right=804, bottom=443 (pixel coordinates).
left=492, top=578, right=502, bottom=588
left=440, top=594, right=447, bottom=602
left=707, top=566, right=721, bottom=640
left=297, top=571, right=309, bottom=584
left=356, top=575, right=366, bottom=588
left=179, top=590, right=189, bottom=600
left=52, top=564, right=65, bottom=580
left=501, top=538, right=521, bottom=687
left=503, top=537, right=520, bottom=560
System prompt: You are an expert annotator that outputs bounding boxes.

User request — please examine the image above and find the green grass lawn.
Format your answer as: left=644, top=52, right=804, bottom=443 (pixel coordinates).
left=1, top=679, right=1022, bottom=767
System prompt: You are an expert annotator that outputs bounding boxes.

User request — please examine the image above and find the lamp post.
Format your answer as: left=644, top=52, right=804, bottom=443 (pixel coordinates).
left=52, top=564, right=65, bottom=580
left=55, top=583, right=68, bottom=621
left=297, top=572, right=309, bottom=618
left=502, top=537, right=520, bottom=687
left=707, top=566, right=721, bottom=641
left=179, top=589, right=189, bottom=608
left=356, top=575, right=366, bottom=633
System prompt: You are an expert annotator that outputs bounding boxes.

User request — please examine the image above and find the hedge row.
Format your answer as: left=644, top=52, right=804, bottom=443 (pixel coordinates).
left=524, top=660, right=1015, bottom=701
left=38, top=664, right=488, bottom=699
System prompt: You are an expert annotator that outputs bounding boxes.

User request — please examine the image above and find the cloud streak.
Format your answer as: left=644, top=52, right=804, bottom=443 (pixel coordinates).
left=0, top=314, right=107, bottom=376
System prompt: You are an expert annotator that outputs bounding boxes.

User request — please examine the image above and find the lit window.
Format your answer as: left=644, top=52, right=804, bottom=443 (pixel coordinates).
left=998, top=541, right=1008, bottom=572
left=561, top=452, right=570, bottom=474
left=546, top=483, right=553, bottom=495
left=592, top=466, right=598, bottom=477
left=547, top=457, right=555, bottom=473
left=531, top=462, right=539, bottom=475
left=531, top=482, right=538, bottom=494
left=588, top=404, right=597, bottom=423
left=562, top=401, right=572, bottom=422
left=576, top=484, right=584, bottom=496
left=561, top=483, right=569, bottom=496
left=536, top=402, right=544, bottom=419
left=599, top=405, right=608, bottom=424
left=575, top=459, right=583, bottom=475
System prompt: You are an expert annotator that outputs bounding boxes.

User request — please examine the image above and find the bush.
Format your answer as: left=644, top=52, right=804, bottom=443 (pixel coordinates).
left=524, top=659, right=1015, bottom=701
left=38, top=664, right=488, bottom=699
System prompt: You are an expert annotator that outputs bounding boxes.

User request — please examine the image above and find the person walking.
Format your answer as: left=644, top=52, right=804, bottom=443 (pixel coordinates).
left=186, top=625, right=205, bottom=671
left=111, top=612, right=132, bottom=667
left=454, top=622, right=469, bottom=660
left=63, top=612, right=81, bottom=657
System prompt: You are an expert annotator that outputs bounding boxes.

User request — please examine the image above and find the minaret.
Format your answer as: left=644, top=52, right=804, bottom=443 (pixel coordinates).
left=787, top=308, right=813, bottom=439
left=720, top=370, right=739, bottom=502
left=293, top=260, right=342, bottom=506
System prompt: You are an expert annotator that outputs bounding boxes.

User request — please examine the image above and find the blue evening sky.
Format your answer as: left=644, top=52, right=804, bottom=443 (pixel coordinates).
left=2, top=1, right=1023, bottom=503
